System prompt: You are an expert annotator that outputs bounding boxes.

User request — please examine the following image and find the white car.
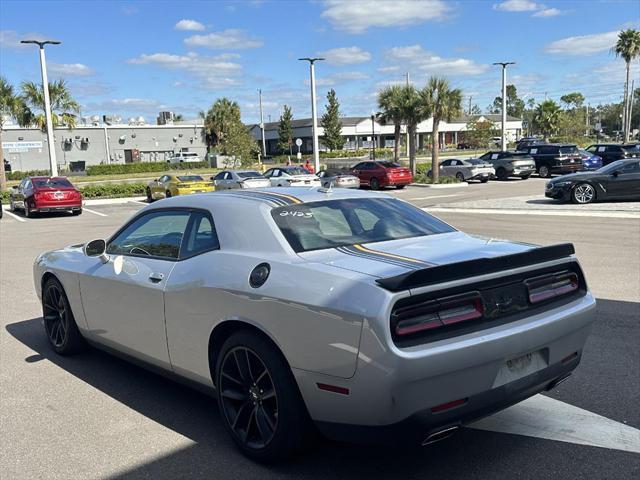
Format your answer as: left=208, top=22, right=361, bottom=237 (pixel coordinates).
left=263, top=166, right=321, bottom=187
left=431, top=159, right=495, bottom=183
left=167, top=152, right=201, bottom=164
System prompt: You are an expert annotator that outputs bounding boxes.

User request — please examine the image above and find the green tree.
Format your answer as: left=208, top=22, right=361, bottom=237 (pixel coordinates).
left=490, top=84, right=525, bottom=118
left=203, top=98, right=242, bottom=149
left=612, top=29, right=640, bottom=142
left=321, top=89, right=343, bottom=151
left=220, top=120, right=259, bottom=166
left=377, top=85, right=405, bottom=162
left=560, top=92, right=585, bottom=109
left=0, top=77, right=29, bottom=190
left=465, top=119, right=499, bottom=148
left=399, top=85, right=430, bottom=175
left=277, top=105, right=293, bottom=154
left=534, top=100, right=562, bottom=140
left=421, top=76, right=463, bottom=183
left=469, top=104, right=482, bottom=115
left=20, top=79, right=80, bottom=130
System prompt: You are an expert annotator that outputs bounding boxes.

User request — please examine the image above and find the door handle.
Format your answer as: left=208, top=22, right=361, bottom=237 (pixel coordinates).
left=149, top=272, right=164, bottom=283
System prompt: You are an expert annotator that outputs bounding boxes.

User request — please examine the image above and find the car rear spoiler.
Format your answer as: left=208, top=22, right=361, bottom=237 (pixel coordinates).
left=375, top=243, right=576, bottom=292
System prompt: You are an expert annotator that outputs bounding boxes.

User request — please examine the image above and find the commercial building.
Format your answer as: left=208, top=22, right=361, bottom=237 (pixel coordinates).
left=249, top=114, right=523, bottom=155
left=1, top=121, right=207, bottom=172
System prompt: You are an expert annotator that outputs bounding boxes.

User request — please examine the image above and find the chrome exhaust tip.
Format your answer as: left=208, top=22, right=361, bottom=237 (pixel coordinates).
left=421, top=425, right=460, bottom=446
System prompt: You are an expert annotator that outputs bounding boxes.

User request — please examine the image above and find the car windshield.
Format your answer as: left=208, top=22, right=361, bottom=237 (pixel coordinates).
left=559, top=146, right=578, bottom=154
left=596, top=160, right=627, bottom=174
left=377, top=161, right=401, bottom=168
left=33, top=178, right=73, bottom=188
left=283, top=167, right=309, bottom=175
left=177, top=175, right=204, bottom=182
left=237, top=171, right=263, bottom=178
left=271, top=198, right=455, bottom=252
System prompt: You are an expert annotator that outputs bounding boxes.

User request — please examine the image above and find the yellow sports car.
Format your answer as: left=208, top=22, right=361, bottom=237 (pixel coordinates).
left=146, top=174, right=215, bottom=201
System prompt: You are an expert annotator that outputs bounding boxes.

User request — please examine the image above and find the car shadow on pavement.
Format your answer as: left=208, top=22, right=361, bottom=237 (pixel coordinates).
left=6, top=299, right=639, bottom=480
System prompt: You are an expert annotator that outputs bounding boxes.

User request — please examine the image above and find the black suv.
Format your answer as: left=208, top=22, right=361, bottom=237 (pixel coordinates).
left=519, top=144, right=583, bottom=177
left=585, top=144, right=640, bottom=166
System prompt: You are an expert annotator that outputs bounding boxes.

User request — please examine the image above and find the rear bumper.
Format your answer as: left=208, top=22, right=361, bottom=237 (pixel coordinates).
left=383, top=177, right=413, bottom=186
left=176, top=187, right=215, bottom=195
left=551, top=164, right=583, bottom=174
left=295, top=293, right=596, bottom=442
left=32, top=202, right=82, bottom=212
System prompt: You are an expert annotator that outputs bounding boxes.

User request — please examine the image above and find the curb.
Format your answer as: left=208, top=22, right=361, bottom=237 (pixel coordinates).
left=411, top=182, right=469, bottom=189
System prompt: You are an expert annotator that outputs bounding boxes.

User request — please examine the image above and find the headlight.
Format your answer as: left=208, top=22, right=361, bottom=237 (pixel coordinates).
left=553, top=181, right=573, bottom=188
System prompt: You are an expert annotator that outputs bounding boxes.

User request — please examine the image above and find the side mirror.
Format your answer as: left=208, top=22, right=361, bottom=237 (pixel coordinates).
left=84, top=239, right=109, bottom=263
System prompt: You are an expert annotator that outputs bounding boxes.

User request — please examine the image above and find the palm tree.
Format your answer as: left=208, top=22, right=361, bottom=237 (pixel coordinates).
left=612, top=29, right=640, bottom=143
left=534, top=100, right=562, bottom=140
left=377, top=85, right=405, bottom=162
left=0, top=77, right=29, bottom=190
left=21, top=79, right=80, bottom=130
left=203, top=98, right=241, bottom=149
left=400, top=85, right=430, bottom=175
left=421, top=77, right=463, bottom=183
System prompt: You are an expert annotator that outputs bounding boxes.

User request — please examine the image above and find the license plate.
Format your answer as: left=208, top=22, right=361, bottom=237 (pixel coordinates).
left=54, top=191, right=64, bottom=198
left=492, top=350, right=547, bottom=388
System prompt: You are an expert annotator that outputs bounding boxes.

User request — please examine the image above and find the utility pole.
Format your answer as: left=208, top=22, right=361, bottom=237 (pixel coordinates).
left=21, top=39, right=61, bottom=176
left=493, top=62, right=515, bottom=152
left=370, top=114, right=376, bottom=160
left=299, top=57, right=324, bottom=173
left=628, top=80, right=635, bottom=140
left=405, top=72, right=410, bottom=157
left=258, top=89, right=266, bottom=158
left=468, top=96, right=472, bottom=115
left=586, top=102, right=590, bottom=136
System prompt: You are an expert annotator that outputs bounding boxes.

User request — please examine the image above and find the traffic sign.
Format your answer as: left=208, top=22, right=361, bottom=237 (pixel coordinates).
left=295, top=138, right=302, bottom=147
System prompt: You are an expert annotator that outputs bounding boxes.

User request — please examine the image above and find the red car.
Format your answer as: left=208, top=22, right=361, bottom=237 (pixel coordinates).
left=351, top=160, right=413, bottom=189
left=9, top=176, right=82, bottom=217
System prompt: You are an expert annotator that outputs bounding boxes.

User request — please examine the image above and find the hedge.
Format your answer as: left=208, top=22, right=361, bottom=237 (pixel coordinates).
left=86, top=161, right=209, bottom=176
left=78, top=183, right=147, bottom=198
left=5, top=169, right=51, bottom=180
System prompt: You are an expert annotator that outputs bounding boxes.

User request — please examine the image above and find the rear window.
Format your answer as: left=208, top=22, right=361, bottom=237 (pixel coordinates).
left=622, top=144, right=639, bottom=152
left=33, top=178, right=73, bottom=188
left=177, top=175, right=204, bottom=182
left=237, top=171, right=263, bottom=178
left=271, top=198, right=455, bottom=252
left=377, top=161, right=401, bottom=168
left=559, top=146, right=578, bottom=155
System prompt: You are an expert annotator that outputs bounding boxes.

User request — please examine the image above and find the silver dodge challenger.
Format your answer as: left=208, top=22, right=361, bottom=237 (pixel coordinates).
left=33, top=187, right=596, bottom=462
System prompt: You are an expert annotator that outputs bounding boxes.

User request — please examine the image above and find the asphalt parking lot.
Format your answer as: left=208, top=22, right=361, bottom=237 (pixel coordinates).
left=1, top=181, right=639, bottom=479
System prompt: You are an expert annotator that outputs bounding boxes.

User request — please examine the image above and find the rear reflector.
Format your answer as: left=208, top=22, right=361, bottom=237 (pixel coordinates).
left=525, top=272, right=578, bottom=304
left=431, top=398, right=468, bottom=414
left=316, top=383, right=349, bottom=395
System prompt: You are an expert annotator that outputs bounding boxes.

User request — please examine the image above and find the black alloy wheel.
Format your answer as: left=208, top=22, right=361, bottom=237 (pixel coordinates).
left=538, top=165, right=551, bottom=178
left=370, top=177, right=380, bottom=190
left=216, top=331, right=311, bottom=462
left=146, top=187, right=153, bottom=202
left=455, top=172, right=465, bottom=182
left=42, top=278, right=85, bottom=354
left=496, top=167, right=509, bottom=180
left=165, top=190, right=172, bottom=198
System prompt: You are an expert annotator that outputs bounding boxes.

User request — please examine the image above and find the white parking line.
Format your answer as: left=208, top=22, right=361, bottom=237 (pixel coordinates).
left=128, top=200, right=147, bottom=205
left=471, top=394, right=640, bottom=454
left=1, top=209, right=26, bottom=222
left=424, top=207, right=640, bottom=219
left=83, top=208, right=108, bottom=217
left=410, top=194, right=464, bottom=201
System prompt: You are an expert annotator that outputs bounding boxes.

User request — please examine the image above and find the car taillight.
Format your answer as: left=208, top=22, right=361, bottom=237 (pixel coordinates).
left=525, top=272, right=578, bottom=304
left=393, top=292, right=484, bottom=336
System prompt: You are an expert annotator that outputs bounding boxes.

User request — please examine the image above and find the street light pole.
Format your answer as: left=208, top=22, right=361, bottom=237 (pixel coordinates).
left=299, top=57, right=324, bottom=173
left=258, top=88, right=267, bottom=158
left=21, top=39, right=61, bottom=176
left=493, top=62, right=515, bottom=152
left=370, top=114, right=376, bottom=160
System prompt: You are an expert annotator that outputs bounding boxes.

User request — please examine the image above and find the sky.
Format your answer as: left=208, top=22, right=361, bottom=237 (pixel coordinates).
left=1, top=0, right=639, bottom=125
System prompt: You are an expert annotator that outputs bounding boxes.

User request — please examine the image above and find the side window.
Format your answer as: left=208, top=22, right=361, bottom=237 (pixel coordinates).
left=586, top=145, right=596, bottom=153
left=353, top=162, right=364, bottom=170
left=106, top=210, right=190, bottom=260
left=263, top=169, right=274, bottom=178
left=441, top=160, right=451, bottom=166
left=182, top=211, right=220, bottom=258
left=479, top=153, right=489, bottom=160
left=607, top=146, right=622, bottom=153
left=213, top=172, right=225, bottom=180
left=620, top=162, right=640, bottom=174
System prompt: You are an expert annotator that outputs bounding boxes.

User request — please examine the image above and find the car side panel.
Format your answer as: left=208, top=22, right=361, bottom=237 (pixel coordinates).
left=164, top=253, right=374, bottom=385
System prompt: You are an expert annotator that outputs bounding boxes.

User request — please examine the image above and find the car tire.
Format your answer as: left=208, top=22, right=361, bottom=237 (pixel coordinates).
left=370, top=177, right=380, bottom=190
left=480, top=177, right=489, bottom=183
left=572, top=183, right=596, bottom=204
left=521, top=174, right=531, bottom=180
left=146, top=188, right=154, bottom=202
left=455, top=172, right=465, bottom=182
left=396, top=184, right=406, bottom=189
left=165, top=190, right=172, bottom=198
left=24, top=202, right=32, bottom=218
left=538, top=165, right=551, bottom=178
left=9, top=199, right=16, bottom=212
left=72, top=209, right=82, bottom=216
left=42, top=277, right=86, bottom=355
left=216, top=330, right=312, bottom=463
left=496, top=168, right=508, bottom=181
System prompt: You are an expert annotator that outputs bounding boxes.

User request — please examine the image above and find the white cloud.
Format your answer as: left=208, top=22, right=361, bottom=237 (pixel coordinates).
left=320, top=46, right=371, bottom=65
left=175, top=19, right=205, bottom=31
left=545, top=30, right=619, bottom=55
left=321, top=0, right=449, bottom=34
left=0, top=30, right=51, bottom=50
left=184, top=29, right=263, bottom=49
left=128, top=52, right=244, bottom=88
left=49, top=63, right=94, bottom=76
left=532, top=7, right=561, bottom=17
left=386, top=45, right=489, bottom=76
left=493, top=0, right=541, bottom=11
